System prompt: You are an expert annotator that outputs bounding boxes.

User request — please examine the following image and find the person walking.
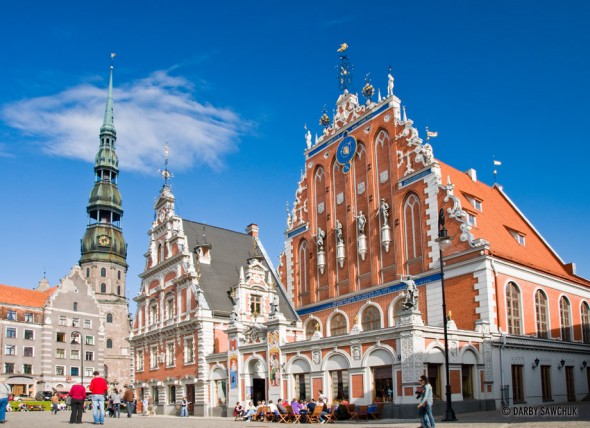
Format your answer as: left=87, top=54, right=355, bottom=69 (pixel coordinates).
left=51, top=393, right=60, bottom=414
left=0, top=378, right=11, bottom=424
left=110, top=389, right=121, bottom=418
left=179, top=396, right=189, bottom=417
left=142, top=397, right=148, bottom=416
left=123, top=385, right=135, bottom=418
left=89, top=370, right=108, bottom=425
left=417, top=375, right=435, bottom=428
left=69, top=382, right=86, bottom=424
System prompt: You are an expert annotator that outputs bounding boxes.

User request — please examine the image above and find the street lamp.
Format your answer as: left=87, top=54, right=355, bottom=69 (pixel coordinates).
left=71, top=331, right=84, bottom=387
left=435, top=208, right=457, bottom=422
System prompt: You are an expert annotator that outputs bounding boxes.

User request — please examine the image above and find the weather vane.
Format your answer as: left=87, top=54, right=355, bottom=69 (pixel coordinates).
left=362, top=73, right=374, bottom=101
left=158, top=143, right=174, bottom=185
left=336, top=43, right=353, bottom=91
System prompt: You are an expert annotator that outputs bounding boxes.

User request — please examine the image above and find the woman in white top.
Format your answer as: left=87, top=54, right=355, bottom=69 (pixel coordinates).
left=417, top=375, right=435, bottom=428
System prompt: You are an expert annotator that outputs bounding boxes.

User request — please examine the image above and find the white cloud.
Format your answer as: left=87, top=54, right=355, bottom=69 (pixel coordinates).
left=1, top=70, right=247, bottom=172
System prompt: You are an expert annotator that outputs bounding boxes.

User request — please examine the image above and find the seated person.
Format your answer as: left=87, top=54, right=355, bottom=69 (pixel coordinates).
left=242, top=401, right=257, bottom=421
left=233, top=402, right=244, bottom=418
left=276, top=399, right=288, bottom=415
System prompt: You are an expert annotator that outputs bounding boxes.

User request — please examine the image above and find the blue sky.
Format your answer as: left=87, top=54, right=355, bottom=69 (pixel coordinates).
left=1, top=1, right=589, bottom=306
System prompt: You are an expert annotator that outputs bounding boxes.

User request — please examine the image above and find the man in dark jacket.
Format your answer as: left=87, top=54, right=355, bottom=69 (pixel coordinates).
left=123, top=386, right=135, bottom=418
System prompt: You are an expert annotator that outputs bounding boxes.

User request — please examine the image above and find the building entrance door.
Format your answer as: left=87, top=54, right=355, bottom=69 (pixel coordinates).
left=566, top=366, right=575, bottom=401
left=252, top=378, right=266, bottom=405
left=186, top=384, right=195, bottom=415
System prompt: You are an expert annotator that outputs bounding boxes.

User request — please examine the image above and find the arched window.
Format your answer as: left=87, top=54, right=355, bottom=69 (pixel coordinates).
left=403, top=194, right=423, bottom=268
left=86, top=268, right=90, bottom=278
left=581, top=302, right=590, bottom=344
left=158, top=244, right=163, bottom=263
left=100, top=268, right=106, bottom=278
left=305, top=319, right=320, bottom=340
left=535, top=290, right=548, bottom=338
left=165, top=294, right=175, bottom=320
left=330, top=314, right=347, bottom=337
left=100, top=283, right=106, bottom=293
left=506, top=282, right=522, bottom=335
left=560, top=296, right=572, bottom=341
left=106, top=339, right=113, bottom=349
left=361, top=306, right=381, bottom=331
left=117, top=286, right=121, bottom=296
left=118, top=271, right=121, bottom=280
left=106, top=313, right=113, bottom=323
left=299, top=240, right=309, bottom=294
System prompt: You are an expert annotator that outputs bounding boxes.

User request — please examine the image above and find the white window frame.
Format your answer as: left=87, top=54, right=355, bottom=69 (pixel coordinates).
left=136, top=350, right=144, bottom=372
left=56, top=348, right=65, bottom=359
left=7, top=311, right=16, bottom=321
left=23, top=347, right=34, bottom=358
left=150, top=346, right=158, bottom=369
left=6, top=328, right=16, bottom=338
left=59, top=316, right=67, bottom=326
left=71, top=349, right=80, bottom=360
left=84, top=319, right=92, bottom=329
left=166, top=342, right=175, bottom=367
left=84, top=366, right=94, bottom=377
left=24, top=329, right=34, bottom=340
left=85, top=335, right=95, bottom=346
left=85, top=351, right=94, bottom=361
left=72, top=318, right=80, bottom=327
left=5, top=345, right=16, bottom=356
left=184, top=337, right=194, bottom=364
left=55, top=365, right=65, bottom=376
left=24, top=313, right=34, bottom=323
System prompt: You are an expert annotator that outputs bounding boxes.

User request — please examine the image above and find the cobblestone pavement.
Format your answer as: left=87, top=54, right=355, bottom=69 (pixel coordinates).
left=4, top=401, right=590, bottom=428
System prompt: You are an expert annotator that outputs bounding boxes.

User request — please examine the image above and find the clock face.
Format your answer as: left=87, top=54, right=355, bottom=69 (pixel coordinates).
left=336, top=135, right=357, bottom=173
left=98, top=235, right=111, bottom=247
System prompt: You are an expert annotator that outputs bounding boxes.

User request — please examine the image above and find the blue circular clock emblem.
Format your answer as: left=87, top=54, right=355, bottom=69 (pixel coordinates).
left=336, top=134, right=357, bottom=173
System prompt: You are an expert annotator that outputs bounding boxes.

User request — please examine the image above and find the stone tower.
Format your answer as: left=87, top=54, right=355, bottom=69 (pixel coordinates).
left=79, top=63, right=131, bottom=388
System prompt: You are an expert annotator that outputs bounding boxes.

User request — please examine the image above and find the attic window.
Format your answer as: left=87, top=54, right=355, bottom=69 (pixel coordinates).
left=509, top=229, right=526, bottom=246
left=465, top=195, right=482, bottom=212
left=466, top=212, right=477, bottom=227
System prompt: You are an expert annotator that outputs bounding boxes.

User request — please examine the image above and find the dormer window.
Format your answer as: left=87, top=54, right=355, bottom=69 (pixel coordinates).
left=250, top=295, right=262, bottom=316
left=508, top=229, right=526, bottom=246
left=464, top=194, right=483, bottom=212
left=466, top=212, right=477, bottom=227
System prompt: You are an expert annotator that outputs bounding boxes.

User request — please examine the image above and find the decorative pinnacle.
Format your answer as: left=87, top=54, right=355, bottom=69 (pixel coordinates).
left=336, top=43, right=353, bottom=91
left=158, top=143, right=174, bottom=185
left=101, top=54, right=116, bottom=135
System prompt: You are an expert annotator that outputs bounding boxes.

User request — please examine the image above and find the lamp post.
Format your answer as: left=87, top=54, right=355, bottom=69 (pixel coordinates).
left=71, top=331, right=84, bottom=387
left=435, top=208, right=457, bottom=422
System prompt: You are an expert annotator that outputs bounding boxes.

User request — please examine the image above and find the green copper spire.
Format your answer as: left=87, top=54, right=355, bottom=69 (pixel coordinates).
left=80, top=61, right=127, bottom=269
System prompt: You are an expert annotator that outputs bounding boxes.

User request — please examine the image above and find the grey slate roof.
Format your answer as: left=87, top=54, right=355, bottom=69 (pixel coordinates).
left=182, top=219, right=299, bottom=322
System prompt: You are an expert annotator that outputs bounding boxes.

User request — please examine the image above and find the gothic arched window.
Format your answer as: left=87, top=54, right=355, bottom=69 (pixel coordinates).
left=560, top=296, right=572, bottom=341
left=535, top=290, right=548, bottom=338
left=330, top=313, right=347, bottom=337
left=106, top=313, right=113, bottom=323
left=106, top=339, right=113, bottom=349
left=100, top=283, right=106, bottom=293
left=403, top=193, right=423, bottom=263
left=506, top=282, right=522, bottom=335
left=361, top=306, right=381, bottom=331
left=100, top=268, right=106, bottom=278
left=299, top=240, right=309, bottom=294
left=117, top=286, right=121, bottom=296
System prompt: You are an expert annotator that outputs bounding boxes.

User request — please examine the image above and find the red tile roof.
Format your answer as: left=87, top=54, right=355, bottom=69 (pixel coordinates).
left=439, top=162, right=590, bottom=287
left=0, top=283, right=57, bottom=308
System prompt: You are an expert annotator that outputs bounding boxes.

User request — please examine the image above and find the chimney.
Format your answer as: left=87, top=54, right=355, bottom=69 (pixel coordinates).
left=466, top=168, right=477, bottom=182
left=565, top=262, right=577, bottom=275
left=246, top=224, right=259, bottom=238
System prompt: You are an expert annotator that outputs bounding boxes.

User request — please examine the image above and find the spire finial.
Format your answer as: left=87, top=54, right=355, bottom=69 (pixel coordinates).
left=101, top=54, right=116, bottom=134
left=336, top=43, right=353, bottom=92
left=159, top=143, right=174, bottom=186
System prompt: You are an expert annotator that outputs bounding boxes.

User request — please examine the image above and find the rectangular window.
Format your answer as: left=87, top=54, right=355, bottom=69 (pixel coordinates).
left=24, top=330, right=34, bottom=340
left=24, top=313, right=34, bottom=323
left=71, top=349, right=80, bottom=360
left=329, top=370, right=348, bottom=402
left=541, top=365, right=552, bottom=401
left=136, top=350, right=144, bottom=371
left=56, top=332, right=66, bottom=342
left=23, top=364, right=32, bottom=375
left=23, top=347, right=33, bottom=357
left=59, top=316, right=67, bottom=326
left=4, top=363, right=14, bottom=374
left=184, top=338, right=194, bottom=364
left=467, top=213, right=477, bottom=227
left=85, top=351, right=94, bottom=361
left=84, top=319, right=91, bottom=329
left=7, top=311, right=16, bottom=321
left=70, top=367, right=79, bottom=376
left=85, top=367, right=94, bottom=377
left=213, top=379, right=227, bottom=406
left=56, top=349, right=65, bottom=359
left=166, top=343, right=175, bottom=367
left=6, top=328, right=16, bottom=338
left=72, top=318, right=80, bottom=327
left=5, top=345, right=15, bottom=356
left=168, top=385, right=176, bottom=404
left=250, top=295, right=262, bottom=315
left=150, top=346, right=158, bottom=369
left=55, top=366, right=65, bottom=376
left=85, top=335, right=94, bottom=346
left=511, top=365, right=524, bottom=403
left=73, top=302, right=78, bottom=312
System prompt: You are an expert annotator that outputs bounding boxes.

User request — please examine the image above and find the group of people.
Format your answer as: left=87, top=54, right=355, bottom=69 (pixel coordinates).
left=234, top=390, right=350, bottom=423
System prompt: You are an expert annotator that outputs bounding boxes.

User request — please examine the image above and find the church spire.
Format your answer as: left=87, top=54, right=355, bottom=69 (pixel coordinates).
left=80, top=58, right=127, bottom=275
